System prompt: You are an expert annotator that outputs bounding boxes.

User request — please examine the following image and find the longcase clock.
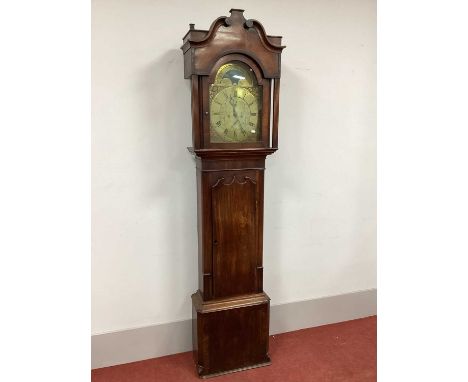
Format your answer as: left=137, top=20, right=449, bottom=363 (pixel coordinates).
left=181, top=9, right=285, bottom=378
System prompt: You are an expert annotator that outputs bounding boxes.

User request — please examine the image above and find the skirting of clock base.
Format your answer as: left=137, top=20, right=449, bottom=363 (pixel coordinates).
left=199, top=359, right=271, bottom=379
left=192, top=291, right=271, bottom=378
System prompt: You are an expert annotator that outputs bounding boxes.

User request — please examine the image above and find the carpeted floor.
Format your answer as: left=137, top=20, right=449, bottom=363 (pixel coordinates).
left=92, top=316, right=376, bottom=382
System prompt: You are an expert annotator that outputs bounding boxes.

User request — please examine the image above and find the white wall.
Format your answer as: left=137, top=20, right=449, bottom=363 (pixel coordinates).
left=92, top=0, right=376, bottom=335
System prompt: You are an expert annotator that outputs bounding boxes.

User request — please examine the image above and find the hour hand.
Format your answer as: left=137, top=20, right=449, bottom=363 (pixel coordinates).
left=229, top=95, right=238, bottom=116
left=229, top=95, right=236, bottom=108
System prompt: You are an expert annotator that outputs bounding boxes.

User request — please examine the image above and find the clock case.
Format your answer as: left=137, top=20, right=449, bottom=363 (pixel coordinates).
left=181, top=9, right=284, bottom=378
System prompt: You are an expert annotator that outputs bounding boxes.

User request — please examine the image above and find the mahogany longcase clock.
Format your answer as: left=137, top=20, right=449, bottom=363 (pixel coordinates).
left=181, top=9, right=285, bottom=378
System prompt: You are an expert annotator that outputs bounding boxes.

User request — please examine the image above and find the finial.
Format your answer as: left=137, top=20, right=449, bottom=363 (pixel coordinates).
left=226, top=8, right=245, bottom=26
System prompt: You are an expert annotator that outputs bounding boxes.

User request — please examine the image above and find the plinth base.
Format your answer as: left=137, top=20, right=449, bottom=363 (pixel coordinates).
left=191, top=291, right=271, bottom=378
left=199, top=360, right=271, bottom=379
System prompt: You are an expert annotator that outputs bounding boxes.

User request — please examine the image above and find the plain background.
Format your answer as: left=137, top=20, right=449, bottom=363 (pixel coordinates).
left=1, top=1, right=468, bottom=381
left=92, top=0, right=376, bottom=335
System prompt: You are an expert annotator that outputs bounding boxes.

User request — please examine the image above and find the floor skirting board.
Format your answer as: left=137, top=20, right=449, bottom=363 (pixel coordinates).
left=91, top=288, right=376, bottom=369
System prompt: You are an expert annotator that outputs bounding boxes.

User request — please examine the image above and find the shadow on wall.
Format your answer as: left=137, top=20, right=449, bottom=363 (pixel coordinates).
left=261, top=63, right=313, bottom=307
left=135, top=48, right=197, bottom=321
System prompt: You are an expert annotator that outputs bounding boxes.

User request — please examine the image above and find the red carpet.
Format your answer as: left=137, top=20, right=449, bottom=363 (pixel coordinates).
left=92, top=316, right=376, bottom=382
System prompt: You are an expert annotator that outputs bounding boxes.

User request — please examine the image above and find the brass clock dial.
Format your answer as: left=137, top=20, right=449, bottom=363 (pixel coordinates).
left=209, top=62, right=262, bottom=143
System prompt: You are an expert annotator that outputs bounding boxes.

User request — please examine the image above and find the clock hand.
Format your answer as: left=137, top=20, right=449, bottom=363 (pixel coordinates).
left=229, top=93, right=238, bottom=118
left=229, top=94, right=236, bottom=109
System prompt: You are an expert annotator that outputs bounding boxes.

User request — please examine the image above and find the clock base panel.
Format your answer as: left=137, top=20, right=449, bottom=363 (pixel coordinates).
left=192, top=291, right=271, bottom=378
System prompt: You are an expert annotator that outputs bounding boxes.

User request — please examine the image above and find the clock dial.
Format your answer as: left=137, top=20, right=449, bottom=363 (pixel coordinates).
left=209, top=62, right=262, bottom=143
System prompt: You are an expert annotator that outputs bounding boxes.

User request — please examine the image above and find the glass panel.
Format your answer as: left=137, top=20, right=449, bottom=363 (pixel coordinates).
left=209, top=61, right=262, bottom=143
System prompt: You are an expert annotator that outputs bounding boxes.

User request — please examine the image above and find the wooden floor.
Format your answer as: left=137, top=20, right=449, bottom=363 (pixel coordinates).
left=92, top=316, right=377, bottom=382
